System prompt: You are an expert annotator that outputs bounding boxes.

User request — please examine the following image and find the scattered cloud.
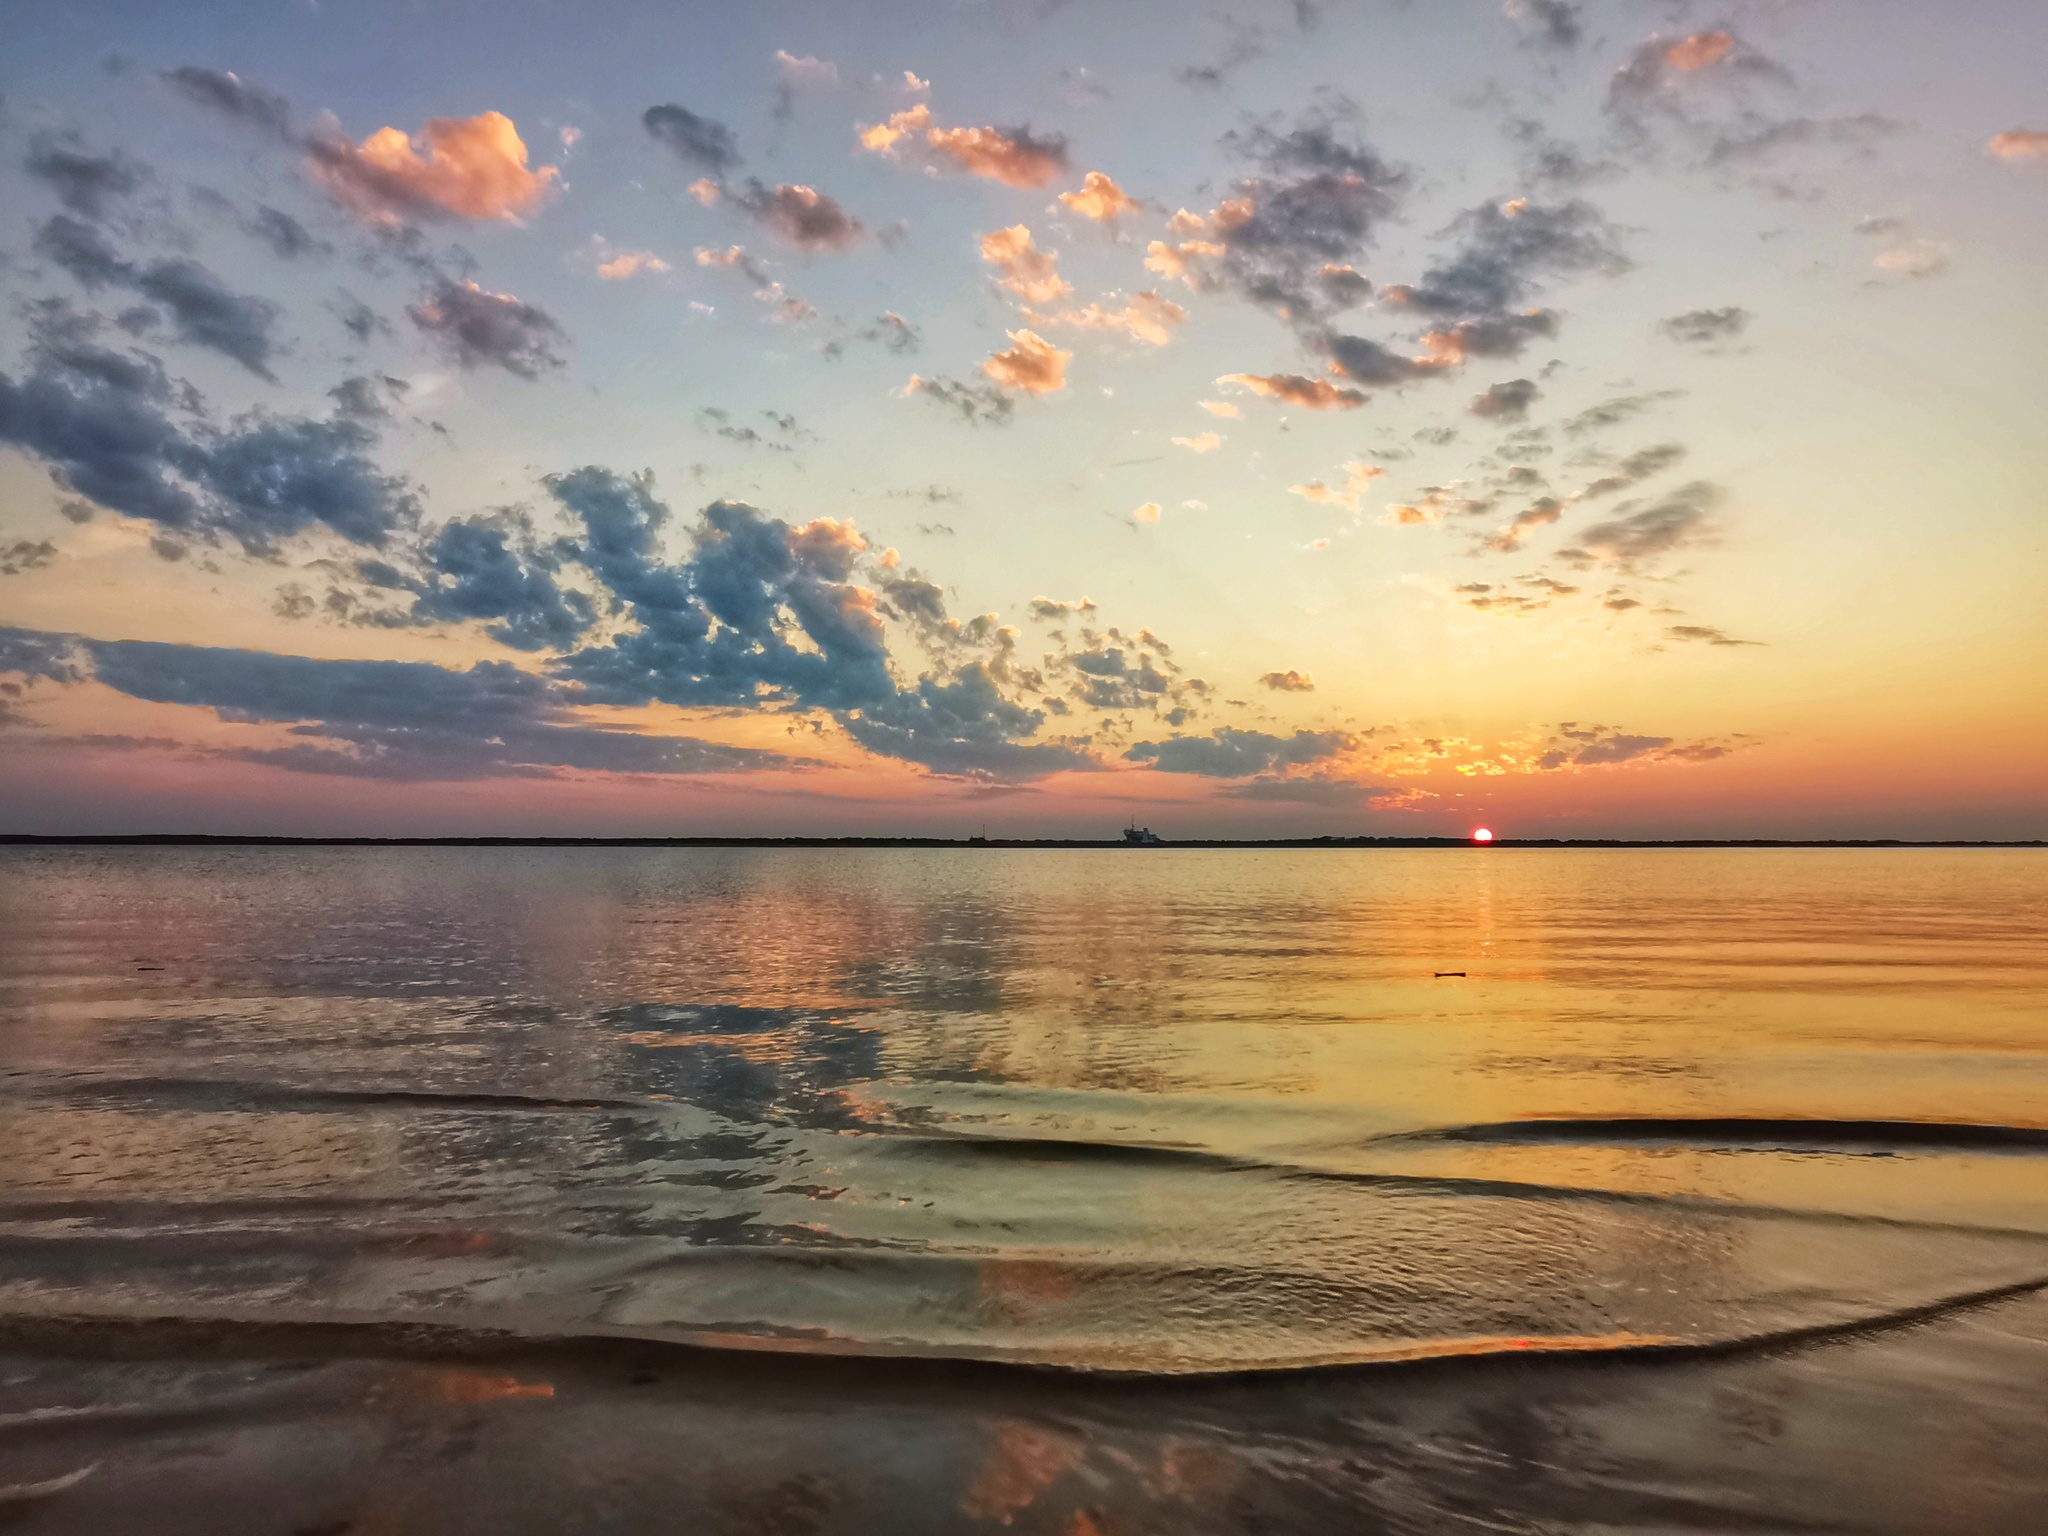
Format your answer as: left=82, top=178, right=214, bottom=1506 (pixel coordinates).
left=1872, top=241, right=1949, bottom=280
left=308, top=110, right=560, bottom=226
left=1172, top=432, right=1223, bottom=454
left=1504, top=0, right=1581, bottom=49
left=408, top=276, right=567, bottom=377
left=906, top=374, right=1015, bottom=425
left=981, top=329, right=1071, bottom=395
left=1040, top=291, right=1186, bottom=346
left=24, top=132, right=148, bottom=217
left=1987, top=129, right=2048, bottom=162
left=1132, top=501, right=1162, bottom=524
left=980, top=225, right=1069, bottom=302
left=1668, top=624, right=1758, bottom=646
left=1483, top=497, right=1564, bottom=553
left=1198, top=399, right=1240, bottom=418
left=1288, top=460, right=1384, bottom=512
left=1259, top=669, right=1314, bottom=692
left=1218, top=372, right=1365, bottom=410
left=1058, top=171, right=1138, bottom=221
left=1470, top=377, right=1539, bottom=421
left=859, top=104, right=1070, bottom=187
left=595, top=245, right=670, bottom=280
left=643, top=103, right=743, bottom=175
left=34, top=216, right=283, bottom=378
left=719, top=181, right=864, bottom=251
left=1661, top=306, right=1749, bottom=344
left=1126, top=726, right=1357, bottom=777
left=1561, top=480, right=1720, bottom=572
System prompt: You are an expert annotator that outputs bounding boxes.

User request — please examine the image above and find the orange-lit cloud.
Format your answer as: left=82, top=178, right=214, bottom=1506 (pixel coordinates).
left=981, top=329, right=1071, bottom=394
left=1260, top=670, right=1314, bottom=691
left=1172, top=432, right=1222, bottom=453
left=858, top=106, right=1069, bottom=187
left=1058, top=171, right=1138, bottom=221
left=308, top=110, right=558, bottom=227
left=1485, top=497, right=1565, bottom=553
left=1198, top=399, right=1240, bottom=418
left=1664, top=31, right=1734, bottom=71
left=979, top=225, right=1069, bottom=302
left=596, top=247, right=669, bottom=280
left=1132, top=501, right=1162, bottom=523
left=1987, top=129, right=2048, bottom=161
left=1287, top=461, right=1385, bottom=512
left=1218, top=373, right=1366, bottom=410
left=1039, top=290, right=1185, bottom=346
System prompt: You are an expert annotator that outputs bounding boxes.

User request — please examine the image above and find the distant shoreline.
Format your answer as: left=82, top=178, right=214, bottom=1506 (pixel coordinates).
left=1, top=835, right=2041, bottom=850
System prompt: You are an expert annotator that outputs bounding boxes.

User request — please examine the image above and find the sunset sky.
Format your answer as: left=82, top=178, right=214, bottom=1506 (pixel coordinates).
left=1, top=0, right=2042, bottom=837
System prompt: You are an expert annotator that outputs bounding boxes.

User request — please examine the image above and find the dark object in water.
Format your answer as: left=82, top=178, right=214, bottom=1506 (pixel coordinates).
left=1434, top=971, right=1466, bottom=978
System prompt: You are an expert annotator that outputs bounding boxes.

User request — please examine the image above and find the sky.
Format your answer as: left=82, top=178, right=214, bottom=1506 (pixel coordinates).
left=0, top=0, right=2043, bottom=839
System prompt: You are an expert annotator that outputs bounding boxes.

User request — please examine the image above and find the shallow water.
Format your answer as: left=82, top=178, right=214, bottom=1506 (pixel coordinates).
left=2, top=846, right=2045, bottom=1530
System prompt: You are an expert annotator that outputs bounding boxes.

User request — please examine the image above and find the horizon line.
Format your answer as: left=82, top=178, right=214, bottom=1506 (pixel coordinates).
left=2, top=835, right=2042, bottom=851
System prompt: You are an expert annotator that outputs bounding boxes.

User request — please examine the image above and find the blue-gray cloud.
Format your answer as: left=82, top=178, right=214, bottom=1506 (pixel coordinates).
left=1, top=629, right=808, bottom=781
left=34, top=215, right=283, bottom=378
left=0, top=307, right=416, bottom=551
left=1125, top=726, right=1356, bottom=777
left=24, top=133, right=147, bottom=218
left=643, top=104, right=742, bottom=174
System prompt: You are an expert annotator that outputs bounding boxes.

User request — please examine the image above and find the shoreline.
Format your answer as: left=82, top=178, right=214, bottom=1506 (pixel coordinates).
left=1, top=834, right=2042, bottom=850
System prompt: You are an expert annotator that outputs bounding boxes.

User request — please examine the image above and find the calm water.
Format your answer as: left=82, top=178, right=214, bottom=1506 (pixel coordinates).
left=2, top=847, right=2045, bottom=1532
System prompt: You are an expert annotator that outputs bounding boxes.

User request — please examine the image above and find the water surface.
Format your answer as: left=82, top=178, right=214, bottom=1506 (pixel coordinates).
left=2, top=847, right=2044, bottom=1531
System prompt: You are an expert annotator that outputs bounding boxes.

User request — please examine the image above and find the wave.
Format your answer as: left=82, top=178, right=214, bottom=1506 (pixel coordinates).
left=10, top=1077, right=645, bottom=1115
left=1376, top=1117, right=2048, bottom=1154
left=1, top=1271, right=2044, bottom=1385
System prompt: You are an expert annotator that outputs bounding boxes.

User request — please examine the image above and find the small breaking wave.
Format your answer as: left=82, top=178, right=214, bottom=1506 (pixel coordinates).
left=1375, top=1117, right=2048, bottom=1155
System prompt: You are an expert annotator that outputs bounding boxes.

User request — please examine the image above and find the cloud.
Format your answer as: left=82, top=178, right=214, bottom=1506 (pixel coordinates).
left=725, top=181, right=863, bottom=251
left=34, top=217, right=283, bottom=378
left=1288, top=460, right=1384, bottom=512
left=1661, top=307, right=1750, bottom=345
left=1667, top=624, right=1758, bottom=647
left=1, top=540, right=58, bottom=577
left=1209, top=115, right=1409, bottom=321
left=1504, top=0, right=1581, bottom=49
left=980, top=225, right=1069, bottom=302
left=1483, top=497, right=1564, bottom=553
left=1988, top=129, right=2048, bottom=161
left=23, top=132, right=148, bottom=218
left=1561, top=390, right=1683, bottom=433
left=1198, top=399, right=1240, bottom=418
left=1040, top=291, right=1186, bottom=346
left=859, top=105, right=1069, bottom=187
left=1126, top=726, right=1356, bottom=777
left=1172, top=432, right=1222, bottom=453
left=12, top=629, right=803, bottom=781
left=1259, top=669, right=1314, bottom=692
left=1608, top=29, right=1791, bottom=122
left=906, top=375, right=1015, bottom=426
left=1218, top=372, right=1364, bottom=410
left=1058, top=171, right=1138, bottom=221
left=1470, top=378, right=1538, bottom=421
left=0, top=310, right=417, bottom=551
left=981, top=329, right=1071, bottom=395
left=307, top=110, right=559, bottom=227
left=1029, top=595, right=1096, bottom=619
left=162, top=67, right=294, bottom=140
left=1561, top=481, right=1720, bottom=572
left=248, top=205, right=323, bottom=260
left=1578, top=442, right=1687, bottom=498
left=930, top=124, right=1069, bottom=186
left=527, top=472, right=1090, bottom=780
left=1380, top=199, right=1626, bottom=320
left=596, top=247, right=670, bottom=280
left=1380, top=484, right=1475, bottom=526
left=402, top=514, right=596, bottom=651
left=408, top=277, right=566, bottom=377
left=643, top=103, right=742, bottom=175
left=1530, top=721, right=1751, bottom=772
left=1872, top=241, right=1949, bottom=280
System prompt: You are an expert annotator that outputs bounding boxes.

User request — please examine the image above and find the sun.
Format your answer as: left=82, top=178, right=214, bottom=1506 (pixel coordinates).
left=1472, top=827, right=1495, bottom=843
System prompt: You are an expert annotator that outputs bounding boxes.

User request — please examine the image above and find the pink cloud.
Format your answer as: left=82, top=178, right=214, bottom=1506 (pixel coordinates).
left=308, top=110, right=559, bottom=226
